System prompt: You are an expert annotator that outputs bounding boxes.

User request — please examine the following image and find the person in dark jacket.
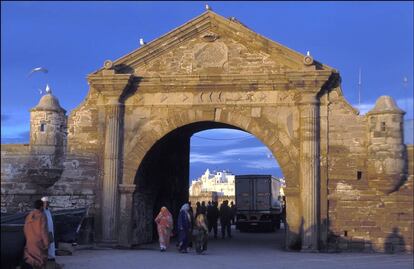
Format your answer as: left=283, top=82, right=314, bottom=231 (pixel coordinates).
left=207, top=201, right=219, bottom=239
left=219, top=200, right=232, bottom=239
left=187, top=201, right=194, bottom=248
left=230, top=201, right=236, bottom=225
left=200, top=201, right=207, bottom=215
left=195, top=202, right=202, bottom=218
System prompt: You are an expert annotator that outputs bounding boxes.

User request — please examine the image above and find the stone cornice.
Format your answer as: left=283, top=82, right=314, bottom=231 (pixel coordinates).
left=88, top=71, right=133, bottom=100
left=132, top=71, right=335, bottom=93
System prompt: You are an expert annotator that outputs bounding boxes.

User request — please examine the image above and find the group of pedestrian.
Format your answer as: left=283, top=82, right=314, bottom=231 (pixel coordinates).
left=22, top=196, right=57, bottom=269
left=154, top=200, right=237, bottom=254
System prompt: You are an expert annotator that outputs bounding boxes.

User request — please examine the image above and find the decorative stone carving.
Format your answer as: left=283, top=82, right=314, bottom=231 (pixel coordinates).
left=104, top=60, right=113, bottom=70
left=194, top=42, right=228, bottom=68
left=303, top=55, right=314, bottom=66
left=201, top=32, right=219, bottom=42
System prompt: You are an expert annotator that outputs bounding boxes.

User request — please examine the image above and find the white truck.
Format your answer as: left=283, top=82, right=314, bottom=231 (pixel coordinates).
left=235, top=175, right=283, bottom=232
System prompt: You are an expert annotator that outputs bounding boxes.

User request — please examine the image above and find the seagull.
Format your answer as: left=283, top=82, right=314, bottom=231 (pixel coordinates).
left=306, top=51, right=311, bottom=57
left=45, top=84, right=52, bottom=94
left=38, top=89, right=43, bottom=95
left=139, top=38, right=146, bottom=46
left=28, top=67, right=48, bottom=77
left=403, top=76, right=408, bottom=86
left=205, top=4, right=211, bottom=11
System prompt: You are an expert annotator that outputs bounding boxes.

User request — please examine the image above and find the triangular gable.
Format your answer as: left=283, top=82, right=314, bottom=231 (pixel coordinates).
left=92, top=11, right=333, bottom=75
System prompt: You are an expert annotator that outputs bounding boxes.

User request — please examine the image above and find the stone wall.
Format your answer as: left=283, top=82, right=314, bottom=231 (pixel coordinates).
left=325, top=90, right=413, bottom=253
left=1, top=144, right=97, bottom=215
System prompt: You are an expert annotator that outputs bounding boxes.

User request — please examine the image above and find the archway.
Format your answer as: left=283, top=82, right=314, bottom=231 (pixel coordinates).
left=130, top=123, right=290, bottom=248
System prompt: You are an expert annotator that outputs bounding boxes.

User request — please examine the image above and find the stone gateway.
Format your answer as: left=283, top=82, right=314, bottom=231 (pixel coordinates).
left=1, top=11, right=412, bottom=253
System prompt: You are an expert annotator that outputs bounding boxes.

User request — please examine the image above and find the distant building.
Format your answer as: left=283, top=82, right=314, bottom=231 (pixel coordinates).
left=189, top=169, right=235, bottom=196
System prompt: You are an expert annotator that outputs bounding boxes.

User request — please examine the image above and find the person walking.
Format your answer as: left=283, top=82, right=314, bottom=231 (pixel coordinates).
left=281, top=196, right=287, bottom=228
left=207, top=201, right=219, bottom=239
left=193, top=213, right=208, bottom=254
left=200, top=201, right=207, bottom=215
left=187, top=201, right=195, bottom=249
left=219, top=200, right=232, bottom=239
left=23, top=199, right=50, bottom=269
left=177, top=203, right=191, bottom=253
left=41, top=197, right=56, bottom=263
left=230, top=201, right=236, bottom=225
left=155, top=206, right=173, bottom=251
left=195, top=201, right=202, bottom=218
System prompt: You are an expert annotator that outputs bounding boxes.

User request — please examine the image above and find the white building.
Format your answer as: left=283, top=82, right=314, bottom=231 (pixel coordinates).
left=189, top=169, right=235, bottom=196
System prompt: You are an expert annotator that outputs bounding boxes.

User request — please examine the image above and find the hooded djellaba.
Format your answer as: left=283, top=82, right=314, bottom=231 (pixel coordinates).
left=177, top=203, right=191, bottom=253
left=155, top=206, right=174, bottom=251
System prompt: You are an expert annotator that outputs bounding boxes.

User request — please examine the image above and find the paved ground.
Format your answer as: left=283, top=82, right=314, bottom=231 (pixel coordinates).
left=58, top=228, right=413, bottom=269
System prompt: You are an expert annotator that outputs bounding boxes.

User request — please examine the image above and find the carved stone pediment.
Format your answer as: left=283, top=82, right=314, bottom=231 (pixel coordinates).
left=89, top=11, right=333, bottom=78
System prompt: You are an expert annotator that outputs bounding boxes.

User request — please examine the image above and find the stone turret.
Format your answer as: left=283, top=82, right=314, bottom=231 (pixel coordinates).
left=30, top=84, right=67, bottom=165
left=366, top=96, right=406, bottom=193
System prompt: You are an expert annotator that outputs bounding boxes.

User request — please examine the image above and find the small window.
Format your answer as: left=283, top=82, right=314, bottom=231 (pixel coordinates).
left=357, top=171, right=362, bottom=180
left=40, top=123, right=45, bottom=132
left=344, top=230, right=348, bottom=237
left=380, top=122, right=386, bottom=132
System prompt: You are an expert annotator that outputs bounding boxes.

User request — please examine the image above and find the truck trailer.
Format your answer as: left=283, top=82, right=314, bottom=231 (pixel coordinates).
left=235, top=175, right=283, bottom=232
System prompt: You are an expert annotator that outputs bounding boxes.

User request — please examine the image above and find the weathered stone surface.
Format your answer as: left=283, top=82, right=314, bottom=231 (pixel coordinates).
left=1, top=10, right=412, bottom=253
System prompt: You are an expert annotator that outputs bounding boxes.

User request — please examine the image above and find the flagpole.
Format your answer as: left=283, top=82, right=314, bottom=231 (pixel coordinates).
left=358, top=67, right=362, bottom=108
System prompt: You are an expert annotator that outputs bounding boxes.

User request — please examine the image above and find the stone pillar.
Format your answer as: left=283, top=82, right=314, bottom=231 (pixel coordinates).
left=101, top=97, right=122, bottom=243
left=118, top=183, right=136, bottom=246
left=299, top=93, right=320, bottom=252
left=88, top=67, right=133, bottom=244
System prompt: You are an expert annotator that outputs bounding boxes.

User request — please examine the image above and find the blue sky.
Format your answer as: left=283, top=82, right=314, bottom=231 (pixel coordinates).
left=1, top=1, right=413, bottom=180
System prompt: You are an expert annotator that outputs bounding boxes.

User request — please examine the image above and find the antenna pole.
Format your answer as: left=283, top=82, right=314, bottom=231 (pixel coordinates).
left=402, top=76, right=409, bottom=118
left=358, top=68, right=362, bottom=108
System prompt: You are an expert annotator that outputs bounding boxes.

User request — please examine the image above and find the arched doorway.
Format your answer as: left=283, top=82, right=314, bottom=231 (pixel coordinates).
left=130, top=123, right=290, bottom=248
left=119, top=108, right=311, bottom=250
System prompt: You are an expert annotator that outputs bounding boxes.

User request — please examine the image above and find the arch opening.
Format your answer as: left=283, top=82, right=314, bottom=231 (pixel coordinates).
left=130, top=121, right=290, bottom=248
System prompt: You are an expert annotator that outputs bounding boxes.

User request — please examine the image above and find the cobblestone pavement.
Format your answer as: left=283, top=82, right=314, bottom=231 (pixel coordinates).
left=58, top=228, right=413, bottom=269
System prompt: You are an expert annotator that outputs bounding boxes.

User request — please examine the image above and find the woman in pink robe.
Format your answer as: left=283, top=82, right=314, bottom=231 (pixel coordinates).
left=155, top=206, right=173, bottom=251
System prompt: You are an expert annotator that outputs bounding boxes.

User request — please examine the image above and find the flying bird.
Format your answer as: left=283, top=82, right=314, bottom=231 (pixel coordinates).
left=28, top=67, right=48, bottom=77
left=38, top=89, right=43, bottom=95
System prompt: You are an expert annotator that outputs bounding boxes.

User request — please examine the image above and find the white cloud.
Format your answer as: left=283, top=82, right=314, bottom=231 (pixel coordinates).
left=190, top=146, right=278, bottom=168
left=354, top=103, right=374, bottom=115
left=221, top=146, right=270, bottom=157
left=190, top=153, right=231, bottom=164
left=244, top=158, right=279, bottom=169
